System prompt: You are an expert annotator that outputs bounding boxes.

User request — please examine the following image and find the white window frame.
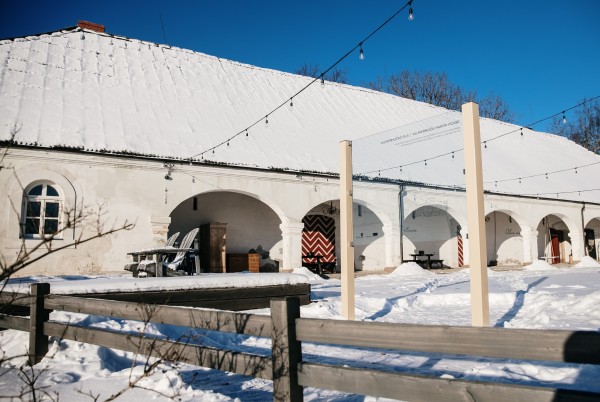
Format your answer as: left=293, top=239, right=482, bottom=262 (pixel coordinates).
left=21, top=182, right=63, bottom=240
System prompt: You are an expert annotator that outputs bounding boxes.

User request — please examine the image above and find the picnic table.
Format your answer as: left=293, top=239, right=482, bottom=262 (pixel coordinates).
left=302, top=253, right=324, bottom=275
left=409, top=252, right=444, bottom=269
left=127, top=247, right=195, bottom=276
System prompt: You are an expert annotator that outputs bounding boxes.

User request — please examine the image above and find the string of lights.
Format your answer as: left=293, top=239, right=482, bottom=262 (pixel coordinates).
left=189, top=0, right=416, bottom=161
left=359, top=95, right=600, bottom=178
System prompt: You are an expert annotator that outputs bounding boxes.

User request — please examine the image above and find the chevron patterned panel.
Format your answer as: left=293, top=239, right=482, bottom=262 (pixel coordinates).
left=302, top=215, right=336, bottom=263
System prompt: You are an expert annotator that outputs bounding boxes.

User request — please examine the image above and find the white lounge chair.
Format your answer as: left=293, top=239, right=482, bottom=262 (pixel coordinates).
left=137, top=228, right=199, bottom=277
left=124, top=232, right=180, bottom=275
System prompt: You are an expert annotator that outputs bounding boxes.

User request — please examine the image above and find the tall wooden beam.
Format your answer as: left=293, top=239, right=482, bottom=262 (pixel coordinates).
left=462, top=102, right=490, bottom=327
left=339, top=140, right=355, bottom=320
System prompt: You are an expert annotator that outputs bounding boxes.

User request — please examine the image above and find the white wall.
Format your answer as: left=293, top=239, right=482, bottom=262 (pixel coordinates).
left=3, top=148, right=600, bottom=275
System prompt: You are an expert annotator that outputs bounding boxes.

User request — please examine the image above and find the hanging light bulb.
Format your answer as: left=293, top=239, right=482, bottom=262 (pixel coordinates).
left=495, top=181, right=498, bottom=187
left=452, top=151, right=455, bottom=159
left=359, top=44, right=364, bottom=60
left=245, top=129, right=249, bottom=139
left=520, top=128, right=524, bottom=138
left=545, top=173, right=548, bottom=179
left=519, top=178, right=522, bottom=184
left=562, top=111, right=567, bottom=124
left=484, top=141, right=487, bottom=149
left=424, top=159, right=427, bottom=166
left=289, top=98, right=294, bottom=108
left=400, top=166, right=403, bottom=172
left=227, top=141, right=230, bottom=147
left=321, top=76, right=325, bottom=87
left=575, top=167, right=578, bottom=174
left=408, top=1, right=414, bottom=20
left=265, top=115, right=269, bottom=125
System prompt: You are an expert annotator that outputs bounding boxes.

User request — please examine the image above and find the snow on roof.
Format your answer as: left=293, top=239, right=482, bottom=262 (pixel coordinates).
left=1, top=27, right=599, bottom=202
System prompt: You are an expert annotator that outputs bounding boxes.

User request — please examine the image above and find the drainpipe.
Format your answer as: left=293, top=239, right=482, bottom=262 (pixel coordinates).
left=582, top=202, right=587, bottom=256
left=399, top=184, right=405, bottom=264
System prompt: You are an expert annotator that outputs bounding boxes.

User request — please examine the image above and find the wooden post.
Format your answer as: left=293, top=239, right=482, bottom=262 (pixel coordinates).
left=29, top=283, right=51, bottom=365
left=339, top=140, right=355, bottom=320
left=462, top=102, right=490, bottom=327
left=271, top=297, right=303, bottom=402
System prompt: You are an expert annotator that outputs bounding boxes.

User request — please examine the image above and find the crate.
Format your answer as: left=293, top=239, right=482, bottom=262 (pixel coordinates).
left=227, top=253, right=260, bottom=273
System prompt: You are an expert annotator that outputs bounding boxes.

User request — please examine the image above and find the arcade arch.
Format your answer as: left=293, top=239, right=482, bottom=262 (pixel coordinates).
left=169, top=191, right=283, bottom=270
left=584, top=217, right=600, bottom=260
left=537, top=214, right=573, bottom=264
left=402, top=205, right=463, bottom=267
left=485, top=211, right=523, bottom=266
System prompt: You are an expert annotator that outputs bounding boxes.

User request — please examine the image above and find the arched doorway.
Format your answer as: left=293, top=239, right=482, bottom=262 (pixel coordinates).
left=302, top=200, right=386, bottom=271
left=485, top=211, right=523, bottom=266
left=585, top=218, right=600, bottom=260
left=537, top=214, right=571, bottom=264
left=403, top=205, right=462, bottom=267
left=170, top=191, right=282, bottom=271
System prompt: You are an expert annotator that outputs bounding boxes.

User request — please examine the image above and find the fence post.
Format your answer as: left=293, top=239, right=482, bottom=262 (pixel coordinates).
left=29, top=283, right=50, bottom=365
left=271, top=297, right=303, bottom=402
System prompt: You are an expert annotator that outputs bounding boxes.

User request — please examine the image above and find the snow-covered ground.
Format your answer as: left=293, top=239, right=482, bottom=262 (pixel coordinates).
left=1, top=261, right=600, bottom=401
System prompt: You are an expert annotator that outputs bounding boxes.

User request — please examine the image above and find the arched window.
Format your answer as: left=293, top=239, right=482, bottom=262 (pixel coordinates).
left=22, top=183, right=62, bottom=238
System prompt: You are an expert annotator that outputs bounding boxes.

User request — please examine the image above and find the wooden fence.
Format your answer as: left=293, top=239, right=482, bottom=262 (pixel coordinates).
left=1, top=284, right=600, bottom=401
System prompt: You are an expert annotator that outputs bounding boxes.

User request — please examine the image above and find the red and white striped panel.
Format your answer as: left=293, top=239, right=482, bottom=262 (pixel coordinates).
left=302, top=215, right=336, bottom=263
left=457, top=232, right=464, bottom=267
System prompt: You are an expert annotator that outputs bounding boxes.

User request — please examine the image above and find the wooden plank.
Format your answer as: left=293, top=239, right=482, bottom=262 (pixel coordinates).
left=297, top=363, right=600, bottom=402
left=271, top=298, right=303, bottom=402
left=0, top=293, right=32, bottom=307
left=295, top=318, right=600, bottom=365
left=44, top=322, right=273, bottom=379
left=69, top=284, right=310, bottom=306
left=0, top=314, right=30, bottom=331
left=45, top=295, right=272, bottom=338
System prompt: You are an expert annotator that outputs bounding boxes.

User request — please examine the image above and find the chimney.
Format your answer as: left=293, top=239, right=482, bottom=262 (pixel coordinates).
left=77, top=20, right=105, bottom=33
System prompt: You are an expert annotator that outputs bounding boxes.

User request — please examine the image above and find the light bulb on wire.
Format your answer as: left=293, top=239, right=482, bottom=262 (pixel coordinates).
left=408, top=1, right=414, bottom=20
left=562, top=111, right=567, bottom=124
left=359, top=44, right=364, bottom=60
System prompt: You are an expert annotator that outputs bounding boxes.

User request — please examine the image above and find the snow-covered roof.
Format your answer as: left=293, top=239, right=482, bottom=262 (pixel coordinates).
left=1, top=27, right=599, bottom=202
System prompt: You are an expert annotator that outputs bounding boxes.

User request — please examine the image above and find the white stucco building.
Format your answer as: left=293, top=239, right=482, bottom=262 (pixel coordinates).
left=1, top=22, right=600, bottom=276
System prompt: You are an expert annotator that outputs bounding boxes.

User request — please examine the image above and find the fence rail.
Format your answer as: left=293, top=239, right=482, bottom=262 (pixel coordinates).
left=1, top=284, right=599, bottom=401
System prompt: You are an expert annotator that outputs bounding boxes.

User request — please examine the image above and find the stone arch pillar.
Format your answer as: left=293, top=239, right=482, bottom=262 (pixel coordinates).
left=280, top=222, right=304, bottom=270
left=570, top=230, right=584, bottom=261
left=150, top=216, right=171, bottom=247
left=460, top=228, right=470, bottom=266
left=383, top=223, right=401, bottom=268
left=520, top=227, right=538, bottom=264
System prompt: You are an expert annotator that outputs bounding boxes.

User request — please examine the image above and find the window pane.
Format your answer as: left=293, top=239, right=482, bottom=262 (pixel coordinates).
left=28, top=185, right=43, bottom=196
left=26, top=201, right=41, bottom=217
left=25, top=218, right=40, bottom=235
left=45, top=202, right=60, bottom=218
left=46, top=185, right=59, bottom=197
left=44, top=219, right=59, bottom=235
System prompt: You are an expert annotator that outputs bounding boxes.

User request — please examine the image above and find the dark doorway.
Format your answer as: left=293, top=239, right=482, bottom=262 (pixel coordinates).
left=549, top=228, right=563, bottom=264
left=585, top=229, right=597, bottom=259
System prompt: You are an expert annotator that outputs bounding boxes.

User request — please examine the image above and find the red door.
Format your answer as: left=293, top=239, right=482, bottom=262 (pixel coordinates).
left=550, top=233, right=560, bottom=264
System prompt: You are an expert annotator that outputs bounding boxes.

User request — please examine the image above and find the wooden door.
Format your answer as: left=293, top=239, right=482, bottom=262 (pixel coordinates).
left=550, top=229, right=560, bottom=264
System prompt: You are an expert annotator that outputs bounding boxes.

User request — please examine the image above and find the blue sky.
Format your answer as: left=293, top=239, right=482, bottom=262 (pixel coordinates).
left=2, top=0, right=598, bottom=132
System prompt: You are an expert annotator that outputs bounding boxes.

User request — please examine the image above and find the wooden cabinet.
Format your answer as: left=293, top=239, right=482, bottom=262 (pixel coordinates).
left=200, top=223, right=227, bottom=273
left=227, top=253, right=260, bottom=273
